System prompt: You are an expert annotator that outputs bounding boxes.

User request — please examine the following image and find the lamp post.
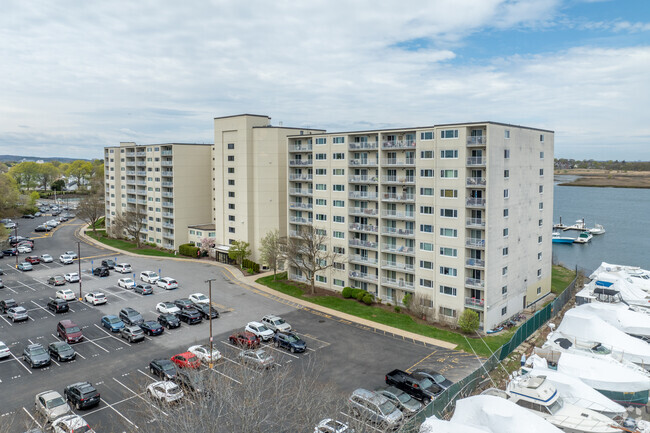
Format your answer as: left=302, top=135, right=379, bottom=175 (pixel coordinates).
left=205, top=278, right=217, bottom=368
left=14, top=225, right=18, bottom=269
left=77, top=242, right=82, bottom=301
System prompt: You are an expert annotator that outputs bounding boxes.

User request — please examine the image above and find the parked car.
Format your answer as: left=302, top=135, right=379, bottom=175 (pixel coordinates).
left=192, top=303, right=219, bottom=320
left=173, top=298, right=194, bottom=310
left=178, top=308, right=202, bottom=325
left=411, top=369, right=454, bottom=390
left=117, top=277, right=136, bottom=289
left=17, top=245, right=32, bottom=254
left=22, top=214, right=35, bottom=219
left=64, top=251, right=78, bottom=259
left=40, top=253, right=54, bottom=263
left=25, top=256, right=40, bottom=264
left=48, top=341, right=76, bottom=362
left=375, top=385, right=423, bottom=417
left=245, top=321, right=274, bottom=341
left=119, top=307, right=144, bottom=325
left=140, top=320, right=164, bottom=336
left=4, top=221, right=16, bottom=229
left=85, top=292, right=107, bottom=305
left=64, top=272, right=80, bottom=283
left=64, top=382, right=100, bottom=410
left=156, top=277, right=178, bottom=290
left=92, top=266, right=109, bottom=277
left=156, top=301, right=180, bottom=315
left=17, top=262, right=33, bottom=271
left=2, top=248, right=17, bottom=256
left=348, top=388, right=403, bottom=430
left=149, top=359, right=178, bottom=380
left=188, top=344, right=221, bottom=363
left=157, top=313, right=181, bottom=329
left=114, top=263, right=132, bottom=273
left=57, top=320, right=83, bottom=343
left=384, top=369, right=441, bottom=402
left=34, top=390, right=71, bottom=422
left=46, top=220, right=59, bottom=227
left=0, top=299, right=18, bottom=313
left=133, top=283, right=153, bottom=295
left=171, top=351, right=201, bottom=369
left=228, top=331, right=260, bottom=348
left=174, top=370, right=210, bottom=395
left=262, top=314, right=292, bottom=333
left=59, top=254, right=74, bottom=265
left=238, top=349, right=275, bottom=369
left=47, top=299, right=69, bottom=313
left=100, top=259, right=115, bottom=269
left=101, top=315, right=125, bottom=332
left=48, top=275, right=66, bottom=286
left=188, top=293, right=209, bottom=304
left=140, top=271, right=159, bottom=283
left=35, top=224, right=51, bottom=232
left=120, top=325, right=145, bottom=343
left=0, top=278, right=3, bottom=289
left=314, top=419, right=353, bottom=433
left=273, top=331, right=307, bottom=353
left=56, top=289, right=76, bottom=301
left=23, top=343, right=51, bottom=368
left=0, top=341, right=10, bottom=359
left=147, top=381, right=183, bottom=403
left=7, top=306, right=29, bottom=322
left=51, top=415, right=95, bottom=433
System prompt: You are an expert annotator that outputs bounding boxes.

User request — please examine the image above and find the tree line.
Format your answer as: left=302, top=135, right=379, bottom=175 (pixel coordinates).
left=555, top=158, right=650, bottom=171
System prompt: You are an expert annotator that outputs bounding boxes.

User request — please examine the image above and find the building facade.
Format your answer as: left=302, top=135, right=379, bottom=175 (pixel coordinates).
left=286, top=122, right=554, bottom=330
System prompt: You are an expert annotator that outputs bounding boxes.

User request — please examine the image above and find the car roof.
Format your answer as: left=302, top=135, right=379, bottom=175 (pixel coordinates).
left=352, top=388, right=386, bottom=403
left=174, top=351, right=195, bottom=357
left=103, top=314, right=119, bottom=319
left=263, top=314, right=282, bottom=320
left=37, top=390, right=61, bottom=399
left=248, top=321, right=264, bottom=327
left=27, top=343, right=44, bottom=349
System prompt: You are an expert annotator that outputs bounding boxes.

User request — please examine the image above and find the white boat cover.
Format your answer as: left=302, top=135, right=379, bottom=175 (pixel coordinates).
left=445, top=395, right=563, bottom=433
left=528, top=352, right=650, bottom=393
left=573, top=302, right=650, bottom=338
left=526, top=368, right=626, bottom=418
left=419, top=418, right=489, bottom=433
left=583, top=277, right=650, bottom=307
left=590, top=262, right=650, bottom=291
left=554, top=308, right=650, bottom=366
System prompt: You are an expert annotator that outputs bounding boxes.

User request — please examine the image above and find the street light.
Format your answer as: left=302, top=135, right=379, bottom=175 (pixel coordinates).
left=77, top=241, right=82, bottom=301
left=205, top=278, right=217, bottom=368
left=14, top=225, right=18, bottom=269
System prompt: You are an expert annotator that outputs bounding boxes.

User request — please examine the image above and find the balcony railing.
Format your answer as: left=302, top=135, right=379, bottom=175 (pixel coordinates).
left=289, top=174, right=313, bottom=181
left=381, top=277, right=415, bottom=289
left=349, top=175, right=378, bottom=183
left=289, top=202, right=313, bottom=210
left=381, top=210, right=415, bottom=219
left=126, top=188, right=136, bottom=193
left=136, top=151, right=146, bottom=157
left=349, top=223, right=379, bottom=233
left=289, top=144, right=313, bottom=152
left=381, top=140, right=416, bottom=150
left=467, top=157, right=486, bottom=166
left=349, top=159, right=378, bottom=166
left=466, top=238, right=485, bottom=248
left=136, top=162, right=146, bottom=167
left=162, top=181, right=173, bottom=187
left=466, top=198, right=486, bottom=207
left=467, top=136, right=487, bottom=146
left=381, top=245, right=415, bottom=255
left=381, top=227, right=414, bottom=237
left=381, top=260, right=415, bottom=272
left=349, top=239, right=378, bottom=249
left=289, top=188, right=313, bottom=196
left=465, top=297, right=485, bottom=309
left=289, top=160, right=313, bottom=166
left=465, top=278, right=485, bottom=289
left=349, top=271, right=378, bottom=282
left=161, top=161, right=173, bottom=166
left=163, top=232, right=174, bottom=239
left=126, top=170, right=135, bottom=175
left=137, top=199, right=147, bottom=205
left=382, top=193, right=414, bottom=202
left=125, top=161, right=135, bottom=166
left=289, top=230, right=301, bottom=238
left=162, top=222, right=174, bottom=229
left=349, top=141, right=379, bottom=150
left=136, top=180, right=146, bottom=185
left=290, top=274, right=307, bottom=282
left=162, top=171, right=173, bottom=177
left=350, top=255, right=378, bottom=265
left=126, top=198, right=136, bottom=204
left=349, top=191, right=378, bottom=200
left=290, top=216, right=313, bottom=225
left=162, top=201, right=173, bottom=207
left=126, top=180, right=135, bottom=185
left=161, top=150, right=173, bottom=156
left=466, top=218, right=485, bottom=228
left=382, top=176, right=415, bottom=184
left=162, top=192, right=173, bottom=198
left=382, top=158, right=415, bottom=166
left=126, top=152, right=135, bottom=157
left=136, top=190, right=146, bottom=196
left=349, top=207, right=378, bottom=216
left=466, top=177, right=486, bottom=187
left=136, top=171, right=146, bottom=176
left=466, top=258, right=485, bottom=268
left=162, top=212, right=174, bottom=217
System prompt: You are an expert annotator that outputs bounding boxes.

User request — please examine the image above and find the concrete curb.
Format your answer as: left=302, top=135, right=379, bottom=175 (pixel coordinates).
left=77, top=227, right=457, bottom=350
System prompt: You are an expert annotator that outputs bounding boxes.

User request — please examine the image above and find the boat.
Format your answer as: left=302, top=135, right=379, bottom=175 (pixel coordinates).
left=482, top=374, right=622, bottom=432
left=574, top=231, right=593, bottom=244
left=563, top=218, right=587, bottom=231
left=590, top=262, right=650, bottom=294
left=571, top=303, right=650, bottom=341
left=588, top=224, right=606, bottom=235
left=419, top=418, right=489, bottom=433
left=553, top=232, right=575, bottom=244
left=527, top=350, right=650, bottom=406
left=575, top=279, right=650, bottom=311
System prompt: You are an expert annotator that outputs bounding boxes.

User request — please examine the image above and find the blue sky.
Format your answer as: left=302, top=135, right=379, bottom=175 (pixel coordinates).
left=0, top=0, right=649, bottom=160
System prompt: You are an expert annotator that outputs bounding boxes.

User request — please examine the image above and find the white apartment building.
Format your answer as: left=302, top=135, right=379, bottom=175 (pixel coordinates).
left=104, top=142, right=212, bottom=249
left=286, top=122, right=554, bottom=330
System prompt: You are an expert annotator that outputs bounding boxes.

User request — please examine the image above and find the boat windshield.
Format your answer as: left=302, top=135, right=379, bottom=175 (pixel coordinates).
left=546, top=398, right=564, bottom=415
left=590, top=343, right=611, bottom=355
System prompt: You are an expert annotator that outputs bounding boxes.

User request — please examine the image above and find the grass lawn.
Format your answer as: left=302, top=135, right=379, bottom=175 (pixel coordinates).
left=551, top=265, right=577, bottom=295
left=85, top=230, right=178, bottom=258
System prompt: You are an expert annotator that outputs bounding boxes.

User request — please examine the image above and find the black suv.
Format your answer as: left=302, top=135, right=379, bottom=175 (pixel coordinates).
left=192, top=303, right=219, bottom=320
left=47, top=299, right=69, bottom=314
left=178, top=308, right=202, bottom=325
left=100, top=259, right=115, bottom=269
left=173, top=298, right=194, bottom=310
left=157, top=313, right=181, bottom=329
left=119, top=307, right=144, bottom=326
left=64, top=382, right=100, bottom=410
left=149, top=359, right=177, bottom=380
left=273, top=331, right=307, bottom=353
left=0, top=299, right=18, bottom=314
left=92, top=266, right=109, bottom=277
left=48, top=341, right=76, bottom=362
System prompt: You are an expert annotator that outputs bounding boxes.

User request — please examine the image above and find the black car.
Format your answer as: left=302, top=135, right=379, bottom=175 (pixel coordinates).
left=139, top=320, right=164, bottom=336
left=100, top=259, right=115, bottom=269
left=134, top=284, right=154, bottom=295
left=273, top=331, right=307, bottom=353
left=173, top=298, right=194, bottom=310
left=22, top=214, right=35, bottom=219
left=48, top=341, right=76, bottom=362
left=119, top=307, right=144, bottom=326
left=23, top=344, right=51, bottom=368
left=412, top=369, right=454, bottom=390
left=157, top=313, right=181, bottom=329
left=149, top=359, right=177, bottom=380
left=2, top=249, right=17, bottom=256
left=64, top=382, right=100, bottom=410
left=34, top=225, right=51, bottom=232
left=174, top=370, right=210, bottom=395
left=0, top=299, right=18, bottom=314
left=178, top=308, right=202, bottom=325
left=192, top=303, right=219, bottom=320
left=47, top=299, right=69, bottom=314
left=92, top=266, right=109, bottom=277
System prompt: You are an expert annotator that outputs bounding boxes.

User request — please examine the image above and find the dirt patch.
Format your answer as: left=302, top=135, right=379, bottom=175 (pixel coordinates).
left=555, top=169, right=650, bottom=188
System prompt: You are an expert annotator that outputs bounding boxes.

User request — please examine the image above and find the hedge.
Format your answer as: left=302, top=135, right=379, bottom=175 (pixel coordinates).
left=179, top=243, right=199, bottom=257
left=242, top=258, right=260, bottom=273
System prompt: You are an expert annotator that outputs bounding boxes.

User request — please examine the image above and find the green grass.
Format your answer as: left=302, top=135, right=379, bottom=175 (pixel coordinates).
left=85, top=230, right=178, bottom=258
left=551, top=265, right=577, bottom=295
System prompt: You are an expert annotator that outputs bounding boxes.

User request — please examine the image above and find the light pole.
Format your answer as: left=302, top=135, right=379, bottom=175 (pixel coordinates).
left=14, top=225, right=18, bottom=269
left=205, top=278, right=217, bottom=368
left=77, top=242, right=82, bottom=301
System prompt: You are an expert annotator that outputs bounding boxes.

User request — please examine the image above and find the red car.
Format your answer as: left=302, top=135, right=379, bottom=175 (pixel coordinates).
left=26, top=256, right=41, bottom=264
left=229, top=331, right=260, bottom=348
left=57, top=319, right=83, bottom=344
left=170, top=352, right=201, bottom=369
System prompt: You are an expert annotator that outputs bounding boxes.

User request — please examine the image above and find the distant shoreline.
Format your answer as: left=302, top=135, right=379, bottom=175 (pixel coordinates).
left=554, top=169, right=650, bottom=189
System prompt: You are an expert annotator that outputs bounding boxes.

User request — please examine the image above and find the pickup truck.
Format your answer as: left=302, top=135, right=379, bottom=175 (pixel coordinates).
left=385, top=369, right=442, bottom=402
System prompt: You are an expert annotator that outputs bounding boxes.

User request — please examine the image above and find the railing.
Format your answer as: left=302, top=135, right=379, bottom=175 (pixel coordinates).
left=466, top=238, right=485, bottom=248
left=381, top=277, right=414, bottom=289
left=382, top=193, right=414, bottom=202
left=349, top=159, right=378, bottom=166
left=161, top=161, right=173, bottom=166
left=136, top=190, right=146, bottom=195
left=467, top=157, right=486, bottom=166
left=126, top=188, right=136, bottom=193
left=381, top=140, right=416, bottom=150
left=162, top=171, right=173, bottom=177
left=125, top=161, right=135, bottom=166
left=162, top=181, right=173, bottom=187
left=348, top=175, right=378, bottom=183
left=163, top=232, right=174, bottom=239
left=381, top=226, right=414, bottom=236
left=289, top=174, right=313, bottom=181
left=126, top=170, right=135, bottom=175
left=349, top=255, right=378, bottom=265
left=466, top=198, right=486, bottom=207
left=161, top=150, right=172, bottom=156
left=126, top=152, right=135, bottom=157
left=289, top=202, right=313, bottom=210
left=162, top=201, right=173, bottom=207
left=289, top=230, right=301, bottom=238
left=381, top=260, right=415, bottom=272
left=465, top=278, right=485, bottom=288
left=162, top=192, right=173, bottom=198
left=382, top=176, right=415, bottom=184
left=349, top=207, right=378, bottom=216
left=289, top=216, right=313, bottom=224
left=467, top=136, right=486, bottom=146
left=136, top=181, right=146, bottom=186
left=290, top=274, right=307, bottom=282
left=289, top=160, right=313, bottom=166
left=136, top=171, right=146, bottom=176
left=162, top=222, right=174, bottom=229
left=466, top=218, right=485, bottom=227
left=381, top=245, right=414, bottom=255
left=349, top=191, right=378, bottom=200
left=162, top=212, right=173, bottom=217
left=137, top=199, right=147, bottom=205
left=289, top=144, right=313, bottom=152
left=348, top=223, right=378, bottom=233
left=126, top=180, right=135, bottom=185
left=348, top=239, right=378, bottom=249
left=382, top=158, right=415, bottom=166
left=465, top=297, right=485, bottom=308
left=466, top=177, right=486, bottom=186
left=126, top=198, right=136, bottom=204
left=465, top=258, right=485, bottom=268
left=381, top=210, right=415, bottom=219
left=136, top=162, right=146, bottom=167
left=349, top=271, right=378, bottom=282
left=136, top=151, right=146, bottom=156
left=349, top=141, right=379, bottom=150
left=289, top=188, right=313, bottom=196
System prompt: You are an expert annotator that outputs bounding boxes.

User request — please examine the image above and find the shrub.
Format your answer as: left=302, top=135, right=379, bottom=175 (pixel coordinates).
left=458, top=309, right=480, bottom=334
left=178, top=243, right=199, bottom=257
left=362, top=294, right=373, bottom=305
left=242, top=258, right=260, bottom=273
left=394, top=306, right=401, bottom=313
left=355, top=290, right=366, bottom=301
left=402, top=293, right=412, bottom=309
left=342, top=287, right=354, bottom=298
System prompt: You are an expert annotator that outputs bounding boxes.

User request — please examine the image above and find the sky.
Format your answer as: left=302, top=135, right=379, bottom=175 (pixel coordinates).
left=1, top=0, right=649, bottom=160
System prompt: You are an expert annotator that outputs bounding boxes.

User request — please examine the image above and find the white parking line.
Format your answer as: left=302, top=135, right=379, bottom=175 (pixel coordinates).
left=263, top=343, right=300, bottom=359
left=22, top=406, right=41, bottom=428
left=209, top=366, right=242, bottom=384
left=136, top=369, right=156, bottom=381
left=31, top=300, right=56, bottom=317
left=98, top=397, right=139, bottom=429
left=301, top=333, right=332, bottom=348
left=13, top=280, right=36, bottom=292
left=1, top=285, right=18, bottom=294
left=33, top=279, right=51, bottom=288
left=93, top=324, right=131, bottom=347
left=113, top=378, right=168, bottom=417
left=0, top=315, right=12, bottom=326
left=83, top=337, right=110, bottom=353
left=11, top=352, right=32, bottom=374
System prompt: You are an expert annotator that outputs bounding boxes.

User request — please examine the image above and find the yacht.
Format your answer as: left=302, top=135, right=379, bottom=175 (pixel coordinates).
left=590, top=262, right=650, bottom=294
left=574, top=231, right=593, bottom=244
left=571, top=303, right=650, bottom=341
left=588, top=224, right=606, bottom=235
left=553, top=232, right=575, bottom=244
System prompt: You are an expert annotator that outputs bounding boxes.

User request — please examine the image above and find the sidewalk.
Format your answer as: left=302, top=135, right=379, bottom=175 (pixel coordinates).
left=78, top=227, right=456, bottom=350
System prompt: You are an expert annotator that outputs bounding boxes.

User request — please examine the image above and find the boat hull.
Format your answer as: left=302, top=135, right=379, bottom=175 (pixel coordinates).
left=597, top=389, right=649, bottom=406
left=553, top=238, right=574, bottom=244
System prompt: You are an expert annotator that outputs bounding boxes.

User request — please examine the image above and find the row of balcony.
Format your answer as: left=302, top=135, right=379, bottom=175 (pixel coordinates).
left=289, top=202, right=312, bottom=210
left=290, top=157, right=486, bottom=168
left=292, top=175, right=483, bottom=187
left=289, top=174, right=313, bottom=181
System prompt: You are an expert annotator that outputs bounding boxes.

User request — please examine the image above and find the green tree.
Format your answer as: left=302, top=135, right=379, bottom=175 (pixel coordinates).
left=0, top=174, right=20, bottom=217
left=259, top=229, right=286, bottom=280
left=228, top=240, right=252, bottom=269
left=36, top=162, right=60, bottom=190
left=65, top=160, right=93, bottom=189
left=458, top=309, right=480, bottom=334
left=51, top=179, right=65, bottom=191
left=9, top=161, right=40, bottom=190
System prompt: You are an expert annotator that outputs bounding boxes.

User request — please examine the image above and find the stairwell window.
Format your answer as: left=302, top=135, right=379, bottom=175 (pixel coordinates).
left=504, top=170, right=509, bottom=179
left=504, top=149, right=510, bottom=159
left=502, top=247, right=509, bottom=256
left=504, top=189, right=509, bottom=198
left=505, top=130, right=510, bottom=139
left=501, top=306, right=508, bottom=316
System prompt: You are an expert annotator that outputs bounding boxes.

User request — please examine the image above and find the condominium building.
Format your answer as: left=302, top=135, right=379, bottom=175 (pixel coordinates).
left=286, top=122, right=553, bottom=330
left=104, top=142, right=212, bottom=249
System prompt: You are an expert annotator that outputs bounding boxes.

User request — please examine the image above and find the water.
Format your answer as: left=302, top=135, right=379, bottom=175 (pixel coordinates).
left=552, top=176, right=650, bottom=273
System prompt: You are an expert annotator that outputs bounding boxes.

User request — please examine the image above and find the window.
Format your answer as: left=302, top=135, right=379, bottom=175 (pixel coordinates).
left=333, top=184, right=345, bottom=191
left=538, top=235, right=543, bottom=244
left=420, top=187, right=433, bottom=196
left=439, top=285, right=457, bottom=296
left=440, top=169, right=458, bottom=178
left=505, top=130, right=510, bottom=139
left=501, top=306, right=508, bottom=316
left=333, top=200, right=345, bottom=207
left=440, top=208, right=457, bottom=218
left=420, top=150, right=433, bottom=159
left=538, top=252, right=542, bottom=260
left=540, top=168, right=544, bottom=176
left=228, top=155, right=235, bottom=161
left=333, top=279, right=345, bottom=287
left=440, top=247, right=457, bottom=257
left=540, top=134, right=545, bottom=142
left=537, top=286, right=542, bottom=294
left=420, top=279, right=433, bottom=288
left=420, top=169, right=434, bottom=177
left=439, top=228, right=457, bottom=237
left=440, top=149, right=458, bottom=158
left=315, top=228, right=327, bottom=236
left=189, top=230, right=195, bottom=235
left=440, top=266, right=457, bottom=276
left=316, top=137, right=326, bottom=145
left=228, top=167, right=235, bottom=174
left=315, top=153, right=327, bottom=160
left=315, top=168, right=327, bottom=175
left=333, top=137, right=345, bottom=144
left=503, top=208, right=509, bottom=218
left=504, top=170, right=509, bottom=179
left=420, top=260, right=433, bottom=269
left=228, top=191, right=235, bottom=198
left=333, top=215, right=345, bottom=223
left=502, top=285, right=508, bottom=295
left=318, top=244, right=327, bottom=252
left=539, top=185, right=544, bottom=193
left=227, top=143, right=234, bottom=150
left=504, top=189, right=509, bottom=198
left=420, top=206, right=433, bottom=215
left=502, top=266, right=508, bottom=276
left=538, top=219, right=543, bottom=227
left=333, top=231, right=345, bottom=239
left=333, top=153, right=345, bottom=160
left=502, top=247, right=509, bottom=256
left=316, top=275, right=327, bottom=283
left=537, top=269, right=542, bottom=277
left=539, top=202, right=544, bottom=210
left=439, top=307, right=457, bottom=318
left=315, top=184, right=327, bottom=191
left=420, top=224, right=433, bottom=233
left=420, top=131, right=434, bottom=140
left=316, top=214, right=327, bottom=221
left=540, top=151, right=545, bottom=159
left=504, top=149, right=510, bottom=159
left=333, top=246, right=345, bottom=254
left=420, top=242, right=433, bottom=251
left=228, top=179, right=235, bottom=186
left=440, top=189, right=457, bottom=198
left=440, top=129, right=458, bottom=139
left=333, top=168, right=345, bottom=175
left=228, top=215, right=235, bottom=221
left=503, top=228, right=509, bottom=237
left=315, top=198, right=327, bottom=206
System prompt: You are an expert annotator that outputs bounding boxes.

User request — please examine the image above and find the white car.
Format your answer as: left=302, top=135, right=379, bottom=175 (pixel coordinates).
left=46, top=220, right=59, bottom=227
left=189, top=293, right=209, bottom=304
left=156, top=277, right=178, bottom=290
left=56, top=289, right=76, bottom=301
left=40, top=254, right=54, bottom=263
left=64, top=251, right=78, bottom=259
left=155, top=302, right=180, bottom=315
left=52, top=415, right=95, bottom=433
left=64, top=272, right=80, bottom=283
left=261, top=314, right=292, bottom=332
left=188, top=344, right=222, bottom=363
left=147, top=381, right=183, bottom=403
left=35, top=390, right=72, bottom=422
left=59, top=254, right=74, bottom=265
left=85, top=292, right=107, bottom=305
left=140, top=271, right=159, bottom=283
left=315, top=419, right=353, bottom=433
left=245, top=321, right=275, bottom=341
left=17, top=244, right=32, bottom=253
left=4, top=221, right=16, bottom=229
left=0, top=341, right=10, bottom=359
left=114, top=263, right=132, bottom=273
left=117, top=278, right=136, bottom=289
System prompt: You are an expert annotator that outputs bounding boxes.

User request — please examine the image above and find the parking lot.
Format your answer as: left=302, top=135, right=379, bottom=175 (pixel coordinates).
left=0, top=214, right=482, bottom=432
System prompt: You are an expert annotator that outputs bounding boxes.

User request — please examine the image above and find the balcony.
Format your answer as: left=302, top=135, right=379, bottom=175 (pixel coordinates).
left=126, top=198, right=136, bottom=204
left=137, top=199, right=147, bottom=205
left=349, top=239, right=378, bottom=249
left=465, top=238, right=485, bottom=249
left=126, top=170, right=135, bottom=175
left=381, top=227, right=414, bottom=237
left=467, top=157, right=486, bottom=166
left=136, top=190, right=146, bottom=195
left=349, top=223, right=379, bottom=234
left=467, top=136, right=487, bottom=146
left=466, top=177, right=486, bottom=187
left=136, top=151, right=146, bottom=157
left=349, top=158, right=378, bottom=167
left=289, top=159, right=313, bottom=167
left=349, top=207, right=378, bottom=217
left=136, top=180, right=146, bottom=186
left=349, top=141, right=379, bottom=150
left=466, top=198, right=486, bottom=208
left=349, top=271, right=378, bottom=283
left=125, top=161, right=135, bottom=166
left=381, top=193, right=414, bottom=202
left=161, top=161, right=173, bottom=166
left=382, top=176, right=414, bottom=184
left=136, top=162, right=146, bottom=167
left=162, top=171, right=173, bottom=177
left=290, top=274, right=308, bottom=282
left=381, top=140, right=416, bottom=150
left=163, top=242, right=174, bottom=249
left=349, top=191, right=378, bottom=200
left=381, top=260, right=414, bottom=272
left=350, top=255, right=378, bottom=266
left=161, top=150, right=173, bottom=156
left=289, top=143, right=313, bottom=152
left=381, top=245, right=415, bottom=255
left=289, top=230, right=301, bottom=238
left=349, top=175, right=378, bottom=184
left=162, top=212, right=174, bottom=217
left=465, top=278, right=485, bottom=289
left=289, top=174, right=313, bottom=181
left=382, top=210, right=415, bottom=220
left=163, top=232, right=174, bottom=239
left=162, top=191, right=173, bottom=198
left=289, top=202, right=312, bottom=210
left=126, top=179, right=135, bottom=185
left=162, top=201, right=173, bottom=208
left=162, top=181, right=173, bottom=187
left=289, top=188, right=313, bottom=196
left=126, top=188, right=136, bottom=194
left=162, top=222, right=174, bottom=229
left=136, top=171, right=146, bottom=176
left=290, top=216, right=313, bottom=225
left=382, top=158, right=415, bottom=166
left=465, top=297, right=485, bottom=309
left=382, top=277, right=415, bottom=290
left=126, top=152, right=135, bottom=157
left=466, top=218, right=485, bottom=228
left=466, top=258, right=485, bottom=269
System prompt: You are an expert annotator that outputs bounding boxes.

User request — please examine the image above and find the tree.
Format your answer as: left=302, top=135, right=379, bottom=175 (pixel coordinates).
left=259, top=229, right=286, bottom=280
left=0, top=174, right=20, bottom=218
left=51, top=179, right=65, bottom=191
left=458, top=309, right=480, bottom=334
left=65, top=160, right=93, bottom=189
left=8, top=161, right=40, bottom=190
left=77, top=194, right=105, bottom=236
left=111, top=207, right=146, bottom=247
left=404, top=292, right=432, bottom=321
left=228, top=240, right=251, bottom=269
left=285, top=226, right=343, bottom=295
left=36, top=162, right=60, bottom=190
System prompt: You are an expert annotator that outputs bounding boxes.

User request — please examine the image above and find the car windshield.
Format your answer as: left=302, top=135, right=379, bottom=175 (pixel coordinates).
left=287, top=335, right=300, bottom=343
left=46, top=397, right=66, bottom=408
left=433, top=374, right=447, bottom=383
left=419, top=378, right=435, bottom=389
left=167, top=280, right=177, bottom=284
left=275, top=318, right=286, bottom=325
left=67, top=326, right=81, bottom=333
left=14, top=307, right=26, bottom=313
left=258, top=325, right=270, bottom=332
left=132, top=328, right=143, bottom=334
left=108, top=317, right=121, bottom=324
left=31, top=347, right=46, bottom=355
left=378, top=401, right=397, bottom=416
left=187, top=356, right=198, bottom=363
left=547, top=398, right=564, bottom=415
left=149, top=273, right=158, bottom=278
left=124, top=279, right=133, bottom=283
left=396, top=392, right=410, bottom=403
left=162, top=363, right=176, bottom=372
left=95, top=294, right=105, bottom=299
left=74, top=424, right=91, bottom=433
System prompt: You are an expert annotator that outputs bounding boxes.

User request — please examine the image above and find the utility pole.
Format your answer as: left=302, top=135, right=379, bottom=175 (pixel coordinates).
left=14, top=225, right=18, bottom=269
left=205, top=278, right=217, bottom=368
left=77, top=241, right=82, bottom=301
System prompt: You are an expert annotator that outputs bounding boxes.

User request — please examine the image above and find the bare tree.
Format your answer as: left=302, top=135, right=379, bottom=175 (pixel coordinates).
left=111, top=207, right=147, bottom=247
left=405, top=292, right=433, bottom=321
left=285, top=226, right=343, bottom=295
left=76, top=194, right=105, bottom=236
left=259, top=229, right=286, bottom=280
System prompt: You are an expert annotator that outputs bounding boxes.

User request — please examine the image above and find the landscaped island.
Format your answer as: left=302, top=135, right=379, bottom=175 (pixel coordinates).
left=555, top=169, right=650, bottom=188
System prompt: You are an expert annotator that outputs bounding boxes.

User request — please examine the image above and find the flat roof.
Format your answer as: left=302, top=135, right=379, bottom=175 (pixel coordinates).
left=188, top=223, right=215, bottom=230
left=213, top=113, right=270, bottom=120
left=107, top=143, right=212, bottom=149
left=252, top=125, right=326, bottom=132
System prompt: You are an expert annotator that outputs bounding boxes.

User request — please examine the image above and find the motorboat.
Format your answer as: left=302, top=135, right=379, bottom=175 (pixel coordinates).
left=527, top=350, right=650, bottom=406
left=419, top=418, right=489, bottom=433
left=588, top=224, right=606, bottom=235
left=574, top=231, right=593, bottom=244
left=564, top=218, right=587, bottom=231
left=571, top=303, right=650, bottom=341
left=482, top=374, right=622, bottom=432
left=575, top=279, right=650, bottom=311
left=553, top=232, right=575, bottom=244
left=590, top=263, right=650, bottom=294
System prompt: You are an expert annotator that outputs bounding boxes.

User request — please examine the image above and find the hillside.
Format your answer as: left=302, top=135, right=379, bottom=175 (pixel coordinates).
left=0, top=154, right=87, bottom=163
